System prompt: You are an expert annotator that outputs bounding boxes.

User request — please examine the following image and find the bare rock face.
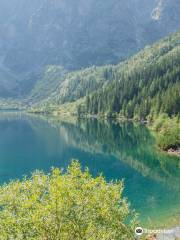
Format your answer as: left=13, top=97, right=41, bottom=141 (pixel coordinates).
left=0, top=0, right=179, bottom=98
left=147, top=0, right=180, bottom=42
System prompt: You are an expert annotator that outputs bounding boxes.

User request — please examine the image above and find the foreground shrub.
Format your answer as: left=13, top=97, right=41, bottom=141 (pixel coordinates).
left=151, top=115, right=180, bottom=150
left=0, top=161, right=136, bottom=240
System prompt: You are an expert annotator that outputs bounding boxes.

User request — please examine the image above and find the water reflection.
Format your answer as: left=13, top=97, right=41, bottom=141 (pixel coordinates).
left=0, top=112, right=179, bottom=227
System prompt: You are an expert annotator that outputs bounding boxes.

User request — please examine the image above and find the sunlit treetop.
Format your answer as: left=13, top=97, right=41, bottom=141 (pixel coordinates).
left=0, top=161, right=137, bottom=240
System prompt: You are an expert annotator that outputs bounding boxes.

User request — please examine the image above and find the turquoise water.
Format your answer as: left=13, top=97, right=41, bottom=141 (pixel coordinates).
left=0, top=112, right=179, bottom=227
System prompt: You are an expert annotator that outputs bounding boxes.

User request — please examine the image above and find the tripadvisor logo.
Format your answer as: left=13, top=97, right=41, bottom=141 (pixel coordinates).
left=135, top=227, right=144, bottom=236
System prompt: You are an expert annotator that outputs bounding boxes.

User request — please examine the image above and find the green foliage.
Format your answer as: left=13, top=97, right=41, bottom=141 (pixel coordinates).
left=44, top=65, right=115, bottom=105
left=151, top=115, right=180, bottom=150
left=29, top=65, right=66, bottom=104
left=29, top=32, right=180, bottom=120
left=0, top=161, right=136, bottom=240
left=66, top=119, right=180, bottom=188
left=0, top=1, right=179, bottom=99
left=81, top=32, right=180, bottom=119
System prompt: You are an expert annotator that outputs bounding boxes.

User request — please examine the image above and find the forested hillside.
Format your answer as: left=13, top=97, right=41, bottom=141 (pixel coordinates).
left=33, top=32, right=180, bottom=122
left=35, top=65, right=115, bottom=105
left=28, top=66, right=66, bottom=104
left=78, top=32, right=180, bottom=120
left=0, top=0, right=180, bottom=98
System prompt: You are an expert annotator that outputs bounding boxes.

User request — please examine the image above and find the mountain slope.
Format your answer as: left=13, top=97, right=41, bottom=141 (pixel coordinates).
left=81, top=32, right=180, bottom=119
left=0, top=66, right=19, bottom=98
left=28, top=66, right=66, bottom=104
left=33, top=32, right=180, bottom=119
left=0, top=0, right=180, bottom=98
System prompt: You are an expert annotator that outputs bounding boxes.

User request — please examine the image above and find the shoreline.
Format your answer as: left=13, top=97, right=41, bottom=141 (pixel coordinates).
left=1, top=110, right=180, bottom=158
left=0, top=110, right=179, bottom=238
left=166, top=148, right=180, bottom=157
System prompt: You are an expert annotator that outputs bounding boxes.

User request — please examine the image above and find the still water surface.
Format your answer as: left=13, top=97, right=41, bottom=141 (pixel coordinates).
left=0, top=112, right=179, bottom=227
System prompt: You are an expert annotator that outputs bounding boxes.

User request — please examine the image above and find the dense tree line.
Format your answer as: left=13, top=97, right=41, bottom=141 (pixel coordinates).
left=50, top=65, right=115, bottom=104
left=77, top=32, right=180, bottom=120
left=32, top=32, right=180, bottom=121
left=151, top=114, right=180, bottom=151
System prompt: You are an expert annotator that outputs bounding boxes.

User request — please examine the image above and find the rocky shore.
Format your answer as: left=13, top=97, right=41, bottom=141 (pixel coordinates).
left=167, top=148, right=180, bottom=157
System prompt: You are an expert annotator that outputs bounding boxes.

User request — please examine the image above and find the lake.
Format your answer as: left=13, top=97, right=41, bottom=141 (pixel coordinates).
left=0, top=112, right=179, bottom=228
